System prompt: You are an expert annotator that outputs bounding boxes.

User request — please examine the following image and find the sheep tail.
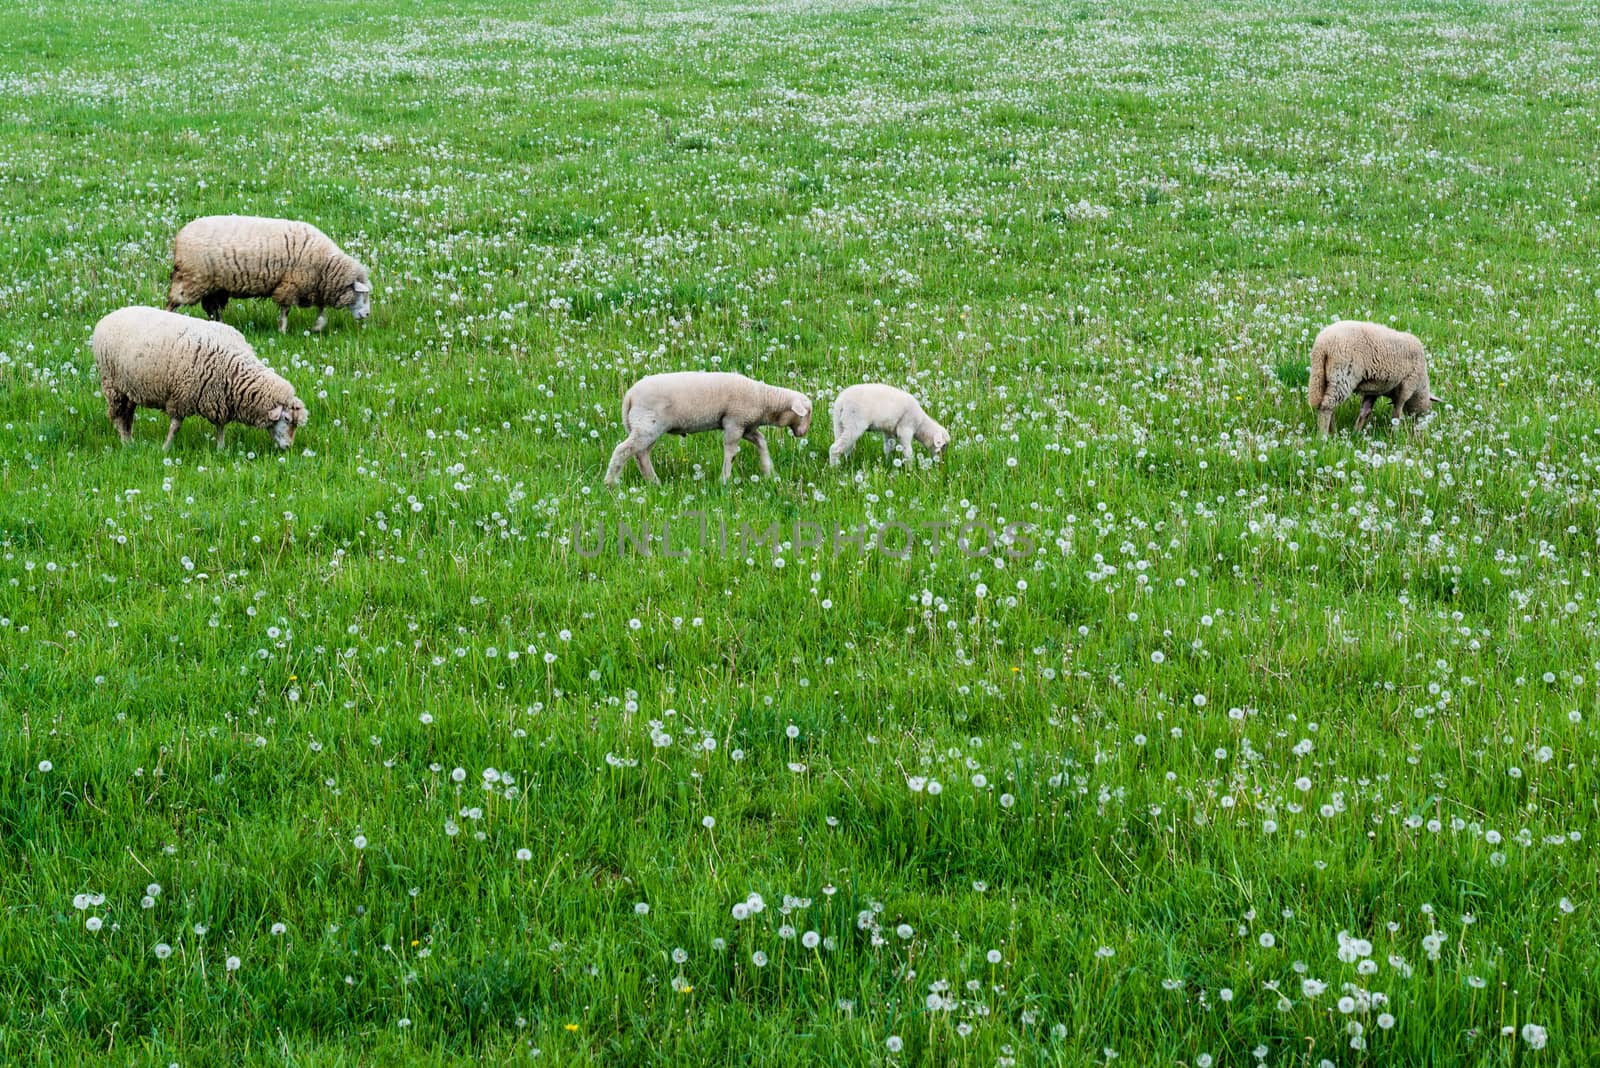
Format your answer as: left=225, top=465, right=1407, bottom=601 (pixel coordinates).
left=621, top=392, right=634, bottom=433
left=1306, top=339, right=1328, bottom=409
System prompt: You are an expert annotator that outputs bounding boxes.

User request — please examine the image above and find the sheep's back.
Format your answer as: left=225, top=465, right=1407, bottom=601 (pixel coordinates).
left=630, top=372, right=766, bottom=430
left=835, top=383, right=920, bottom=429
left=92, top=307, right=251, bottom=411
left=95, top=309, right=181, bottom=403
left=174, top=216, right=333, bottom=297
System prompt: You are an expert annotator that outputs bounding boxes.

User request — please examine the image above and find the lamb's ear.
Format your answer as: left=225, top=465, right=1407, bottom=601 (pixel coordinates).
left=1428, top=392, right=1447, bottom=406
left=791, top=396, right=811, bottom=416
left=267, top=406, right=285, bottom=422
left=353, top=281, right=372, bottom=293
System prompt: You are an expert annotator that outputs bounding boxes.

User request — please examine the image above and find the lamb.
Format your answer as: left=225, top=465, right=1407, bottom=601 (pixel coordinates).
left=91, top=306, right=309, bottom=451
left=829, top=383, right=950, bottom=466
left=604, top=372, right=812, bottom=485
left=1308, top=320, right=1440, bottom=436
left=166, top=215, right=372, bottom=334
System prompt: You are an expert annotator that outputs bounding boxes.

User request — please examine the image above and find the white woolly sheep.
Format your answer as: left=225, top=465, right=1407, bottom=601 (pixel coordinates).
left=604, top=372, right=812, bottom=485
left=92, top=306, right=309, bottom=451
left=167, top=215, right=372, bottom=334
left=1309, top=320, right=1439, bottom=436
left=829, top=383, right=949, bottom=466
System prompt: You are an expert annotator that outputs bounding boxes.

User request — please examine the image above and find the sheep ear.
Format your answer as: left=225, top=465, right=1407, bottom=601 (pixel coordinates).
left=353, top=281, right=372, bottom=293
left=267, top=406, right=285, bottom=422
left=1428, top=392, right=1447, bottom=406
left=791, top=397, right=810, bottom=416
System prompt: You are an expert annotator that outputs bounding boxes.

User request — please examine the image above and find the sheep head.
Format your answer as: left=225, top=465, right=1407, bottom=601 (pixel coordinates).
left=332, top=256, right=373, bottom=321
left=267, top=398, right=310, bottom=449
left=350, top=278, right=372, bottom=321
left=914, top=414, right=951, bottom=458
left=1406, top=391, right=1439, bottom=415
left=780, top=392, right=812, bottom=437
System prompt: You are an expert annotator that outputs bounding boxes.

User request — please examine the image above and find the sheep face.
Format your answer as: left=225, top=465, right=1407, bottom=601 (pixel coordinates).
left=778, top=394, right=812, bottom=436
left=267, top=399, right=310, bottom=449
left=344, top=276, right=373, bottom=321
left=1405, top=391, right=1435, bottom=416
left=913, top=417, right=951, bottom=458
left=328, top=254, right=373, bottom=320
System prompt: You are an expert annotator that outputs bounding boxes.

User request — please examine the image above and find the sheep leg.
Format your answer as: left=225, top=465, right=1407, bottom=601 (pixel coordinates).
left=627, top=425, right=665, bottom=484
left=744, top=428, right=773, bottom=476
left=201, top=293, right=228, bottom=320
left=829, top=428, right=862, bottom=466
left=1352, top=396, right=1377, bottom=434
left=882, top=432, right=895, bottom=459
left=1315, top=407, right=1335, bottom=436
left=108, top=400, right=135, bottom=443
left=720, top=426, right=744, bottom=481
left=605, top=436, right=640, bottom=485
left=1390, top=386, right=1415, bottom=426
left=312, top=307, right=327, bottom=333
left=162, top=414, right=183, bottom=451
left=633, top=447, right=660, bottom=484
left=896, top=426, right=916, bottom=461
left=214, top=424, right=227, bottom=451
left=277, top=306, right=290, bottom=334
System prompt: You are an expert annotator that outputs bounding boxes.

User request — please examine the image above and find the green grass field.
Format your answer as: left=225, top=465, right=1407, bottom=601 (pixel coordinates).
left=3, top=0, right=1599, bottom=1063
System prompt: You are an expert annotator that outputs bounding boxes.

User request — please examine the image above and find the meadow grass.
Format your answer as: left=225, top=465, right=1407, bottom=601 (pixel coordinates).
left=2, top=0, right=1599, bottom=1063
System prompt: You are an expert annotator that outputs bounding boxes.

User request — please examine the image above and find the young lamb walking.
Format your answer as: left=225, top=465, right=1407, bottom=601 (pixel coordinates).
left=829, top=383, right=949, bottom=466
left=604, top=372, right=812, bottom=485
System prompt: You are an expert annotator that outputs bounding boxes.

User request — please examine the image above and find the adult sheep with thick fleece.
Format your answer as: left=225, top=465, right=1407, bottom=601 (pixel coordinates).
left=167, top=215, right=372, bottom=333
left=829, top=383, right=949, bottom=466
left=604, top=372, right=812, bottom=485
left=1308, top=320, right=1440, bottom=436
left=92, top=306, right=309, bottom=451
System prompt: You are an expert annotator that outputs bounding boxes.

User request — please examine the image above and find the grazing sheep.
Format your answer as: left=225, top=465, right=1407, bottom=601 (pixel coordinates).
left=91, top=306, right=309, bottom=451
left=1308, top=320, right=1439, bottom=436
left=167, top=215, right=372, bottom=334
left=604, top=372, right=812, bottom=485
left=829, top=383, right=949, bottom=466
